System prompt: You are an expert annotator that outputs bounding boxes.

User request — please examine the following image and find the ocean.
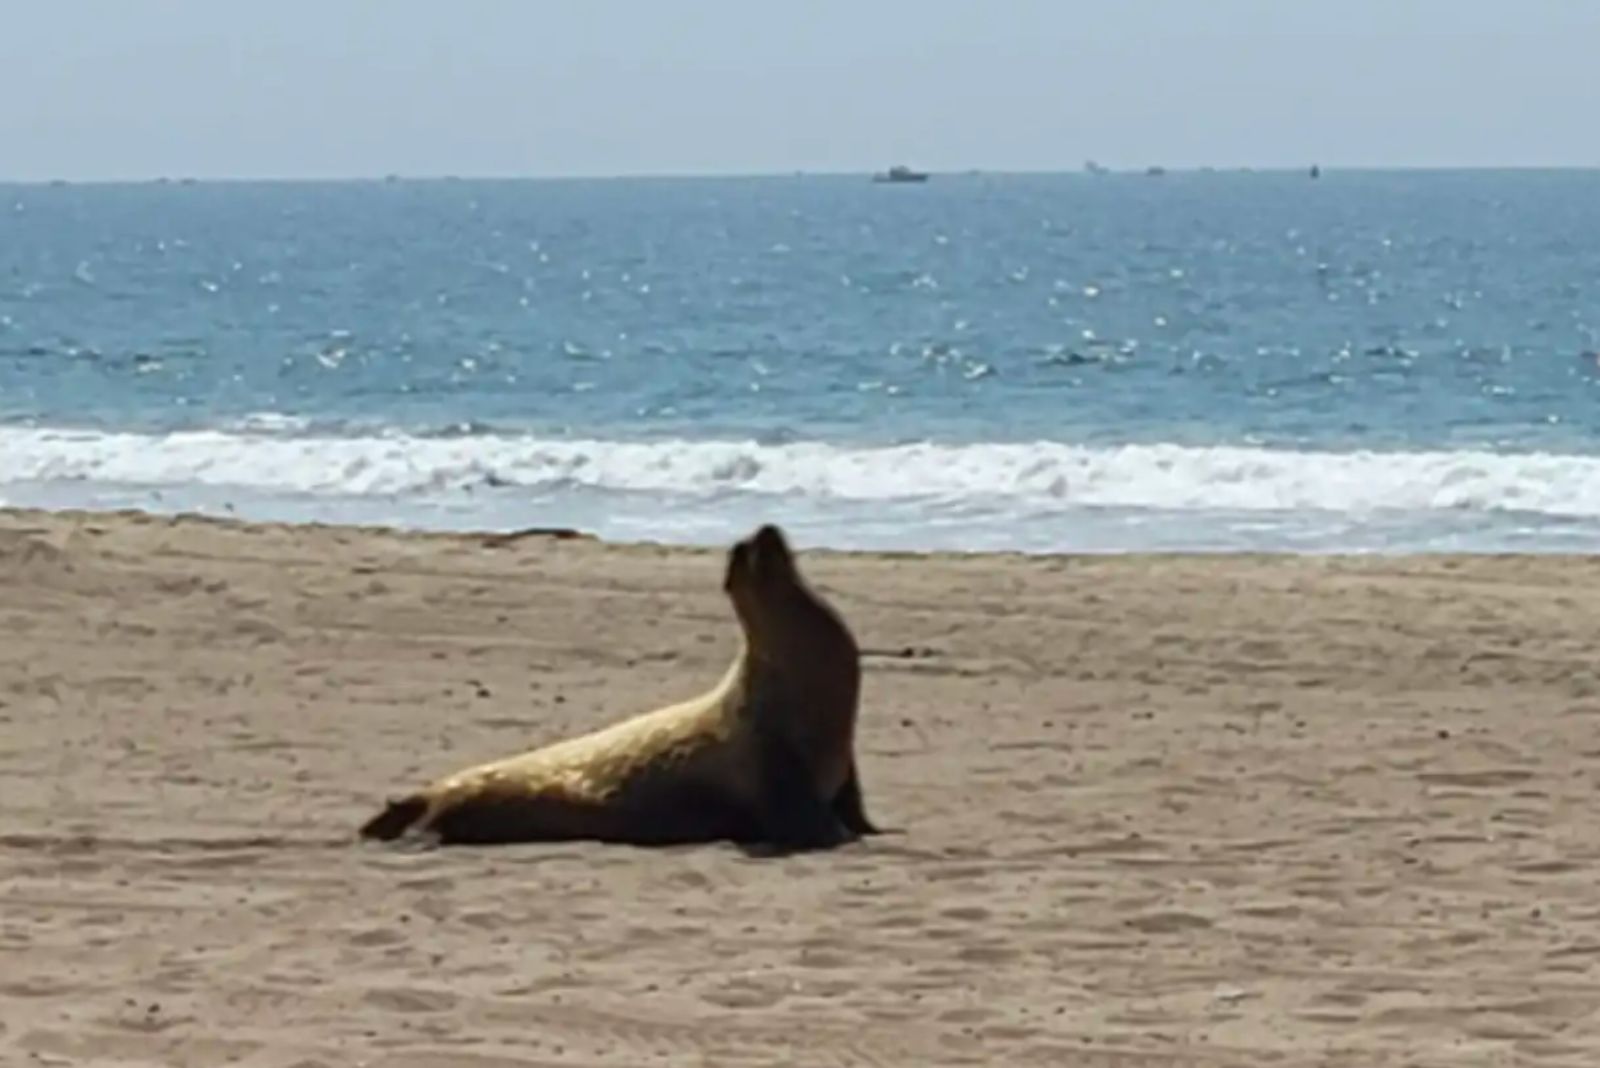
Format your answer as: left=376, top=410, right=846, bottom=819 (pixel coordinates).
left=4, top=169, right=1600, bottom=553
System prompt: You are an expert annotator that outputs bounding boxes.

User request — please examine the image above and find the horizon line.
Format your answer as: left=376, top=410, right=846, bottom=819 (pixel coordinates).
left=5, top=162, right=1600, bottom=186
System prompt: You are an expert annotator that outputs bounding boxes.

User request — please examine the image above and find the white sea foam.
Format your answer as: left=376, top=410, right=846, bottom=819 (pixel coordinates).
left=5, top=425, right=1600, bottom=551
left=3, top=426, right=1600, bottom=515
left=225, top=411, right=314, bottom=434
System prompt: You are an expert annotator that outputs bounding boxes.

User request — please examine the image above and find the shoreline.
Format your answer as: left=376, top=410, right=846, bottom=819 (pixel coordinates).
left=9, top=503, right=1600, bottom=562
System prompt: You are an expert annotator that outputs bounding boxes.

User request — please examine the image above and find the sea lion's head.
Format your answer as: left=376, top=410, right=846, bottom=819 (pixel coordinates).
left=724, top=523, right=797, bottom=599
left=725, top=522, right=858, bottom=678
left=725, top=523, right=809, bottom=640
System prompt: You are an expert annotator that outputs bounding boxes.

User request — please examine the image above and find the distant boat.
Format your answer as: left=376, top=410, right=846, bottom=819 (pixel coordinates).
left=1310, top=163, right=1321, bottom=179
left=872, top=165, right=929, bottom=184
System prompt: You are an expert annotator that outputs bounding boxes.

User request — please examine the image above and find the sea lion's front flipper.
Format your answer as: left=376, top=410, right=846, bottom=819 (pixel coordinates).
left=748, top=721, right=849, bottom=853
left=831, top=760, right=881, bottom=837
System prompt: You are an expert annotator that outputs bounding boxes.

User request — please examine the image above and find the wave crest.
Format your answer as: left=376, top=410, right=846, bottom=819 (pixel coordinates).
left=2, top=426, right=1599, bottom=517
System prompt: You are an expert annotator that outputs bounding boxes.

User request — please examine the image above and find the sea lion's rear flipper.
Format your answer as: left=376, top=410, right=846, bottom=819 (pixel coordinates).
left=831, top=760, right=882, bottom=837
left=749, top=722, right=849, bottom=853
left=359, top=795, right=429, bottom=841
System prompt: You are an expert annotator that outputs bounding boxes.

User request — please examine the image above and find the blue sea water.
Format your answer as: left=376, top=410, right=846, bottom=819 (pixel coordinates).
left=4, top=170, right=1600, bottom=552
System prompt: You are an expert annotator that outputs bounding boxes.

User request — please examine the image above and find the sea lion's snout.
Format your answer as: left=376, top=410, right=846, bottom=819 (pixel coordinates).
left=726, top=524, right=791, bottom=590
left=750, top=524, right=790, bottom=563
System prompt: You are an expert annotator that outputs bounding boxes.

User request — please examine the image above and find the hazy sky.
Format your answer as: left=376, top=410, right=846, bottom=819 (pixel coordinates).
left=3, top=0, right=1597, bottom=181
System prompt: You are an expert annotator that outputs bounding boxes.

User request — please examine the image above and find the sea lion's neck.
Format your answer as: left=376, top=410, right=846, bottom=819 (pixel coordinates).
left=735, top=584, right=855, bottom=669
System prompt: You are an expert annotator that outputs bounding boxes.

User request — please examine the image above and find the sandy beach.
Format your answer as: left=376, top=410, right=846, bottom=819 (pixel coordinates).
left=3, top=506, right=1598, bottom=1066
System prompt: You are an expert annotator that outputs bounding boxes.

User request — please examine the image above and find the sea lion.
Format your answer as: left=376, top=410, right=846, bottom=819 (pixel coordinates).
left=358, top=523, right=881, bottom=851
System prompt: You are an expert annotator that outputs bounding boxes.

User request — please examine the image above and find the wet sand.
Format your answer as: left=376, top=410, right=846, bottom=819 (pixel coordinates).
left=2, top=506, right=1598, bottom=1066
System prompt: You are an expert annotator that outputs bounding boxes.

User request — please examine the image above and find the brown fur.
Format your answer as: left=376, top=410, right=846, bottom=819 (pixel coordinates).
left=358, top=523, right=881, bottom=852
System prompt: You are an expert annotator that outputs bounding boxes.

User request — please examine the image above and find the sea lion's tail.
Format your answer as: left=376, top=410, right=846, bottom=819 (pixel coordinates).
left=359, top=795, right=429, bottom=841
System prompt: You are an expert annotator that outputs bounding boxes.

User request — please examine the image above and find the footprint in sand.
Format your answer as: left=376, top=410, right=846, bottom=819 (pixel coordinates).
left=1417, top=769, right=1534, bottom=788
left=362, top=986, right=460, bottom=1013
left=1123, top=911, right=1214, bottom=934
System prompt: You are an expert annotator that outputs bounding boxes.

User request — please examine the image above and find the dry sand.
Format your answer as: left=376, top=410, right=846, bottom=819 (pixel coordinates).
left=3, top=506, right=1599, bottom=1066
